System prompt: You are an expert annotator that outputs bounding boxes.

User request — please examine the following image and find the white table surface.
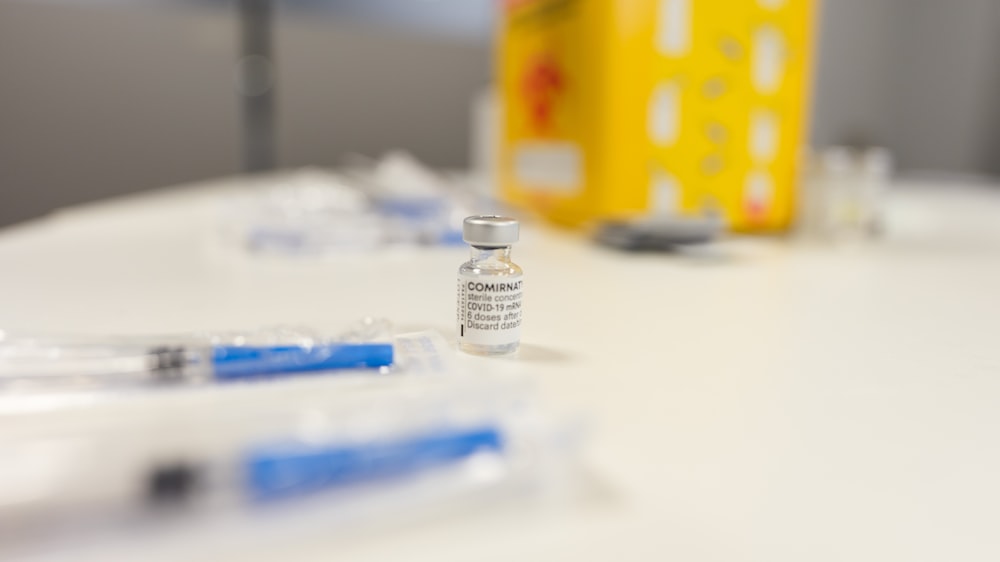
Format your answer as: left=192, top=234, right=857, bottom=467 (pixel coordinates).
left=1, top=177, right=999, bottom=561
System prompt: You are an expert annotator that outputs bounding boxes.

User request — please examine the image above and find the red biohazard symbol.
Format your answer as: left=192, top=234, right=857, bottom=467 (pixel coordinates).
left=746, top=200, right=768, bottom=221
left=521, top=53, right=564, bottom=134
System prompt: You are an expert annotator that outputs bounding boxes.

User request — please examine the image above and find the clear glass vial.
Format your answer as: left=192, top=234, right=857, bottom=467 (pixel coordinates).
left=457, top=216, right=523, bottom=356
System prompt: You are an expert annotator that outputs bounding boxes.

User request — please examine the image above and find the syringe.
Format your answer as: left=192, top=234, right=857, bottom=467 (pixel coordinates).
left=0, top=340, right=394, bottom=387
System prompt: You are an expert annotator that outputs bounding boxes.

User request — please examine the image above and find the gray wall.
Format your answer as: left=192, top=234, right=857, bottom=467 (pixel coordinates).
left=810, top=0, right=1000, bottom=174
left=0, top=2, right=491, bottom=226
left=888, top=0, right=1000, bottom=174
left=0, top=3, right=239, bottom=226
left=810, top=0, right=898, bottom=148
left=275, top=12, right=491, bottom=170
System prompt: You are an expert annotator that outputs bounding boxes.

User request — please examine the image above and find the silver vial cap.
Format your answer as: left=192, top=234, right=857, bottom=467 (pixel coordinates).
left=463, top=215, right=519, bottom=247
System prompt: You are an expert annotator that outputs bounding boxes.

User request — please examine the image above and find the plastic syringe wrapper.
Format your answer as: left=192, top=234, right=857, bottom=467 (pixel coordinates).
left=214, top=161, right=475, bottom=256
left=0, top=372, right=581, bottom=556
left=0, top=321, right=454, bottom=393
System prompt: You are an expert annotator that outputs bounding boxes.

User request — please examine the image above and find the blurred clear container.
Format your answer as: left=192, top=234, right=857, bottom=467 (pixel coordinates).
left=798, top=146, right=893, bottom=241
left=216, top=169, right=385, bottom=255
left=345, top=151, right=467, bottom=246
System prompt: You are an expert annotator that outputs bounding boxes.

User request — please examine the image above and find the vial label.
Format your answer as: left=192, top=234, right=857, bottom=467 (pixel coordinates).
left=457, top=274, right=523, bottom=347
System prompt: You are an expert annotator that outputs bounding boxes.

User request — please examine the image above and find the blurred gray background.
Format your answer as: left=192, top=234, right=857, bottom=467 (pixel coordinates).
left=1, top=0, right=999, bottom=226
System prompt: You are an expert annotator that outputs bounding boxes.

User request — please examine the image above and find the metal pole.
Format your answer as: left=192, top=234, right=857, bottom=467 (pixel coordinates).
left=238, top=0, right=276, bottom=172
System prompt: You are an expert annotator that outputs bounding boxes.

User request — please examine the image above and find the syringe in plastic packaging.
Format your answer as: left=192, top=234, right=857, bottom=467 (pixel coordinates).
left=0, top=374, right=576, bottom=553
left=0, top=338, right=394, bottom=388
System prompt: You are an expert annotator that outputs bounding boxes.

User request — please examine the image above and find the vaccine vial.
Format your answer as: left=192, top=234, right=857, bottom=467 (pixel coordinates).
left=457, top=215, right=523, bottom=355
